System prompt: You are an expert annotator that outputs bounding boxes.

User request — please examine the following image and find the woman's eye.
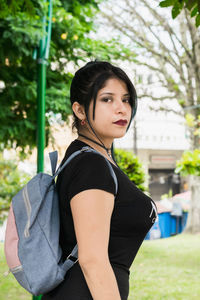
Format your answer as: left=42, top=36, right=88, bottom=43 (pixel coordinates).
left=102, top=98, right=112, bottom=102
left=123, top=98, right=130, bottom=103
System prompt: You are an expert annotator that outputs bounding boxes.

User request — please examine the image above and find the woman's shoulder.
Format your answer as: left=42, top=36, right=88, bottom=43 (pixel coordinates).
left=58, top=140, right=117, bottom=199
left=62, top=139, right=113, bottom=173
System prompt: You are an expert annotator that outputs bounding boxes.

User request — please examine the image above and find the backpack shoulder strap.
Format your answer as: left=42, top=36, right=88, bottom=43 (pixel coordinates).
left=52, top=148, right=84, bottom=179
left=49, top=151, right=58, bottom=176
left=52, top=146, right=118, bottom=195
left=80, top=146, right=118, bottom=196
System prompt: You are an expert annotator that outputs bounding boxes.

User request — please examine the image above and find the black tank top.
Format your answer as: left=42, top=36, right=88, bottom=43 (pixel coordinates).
left=43, top=139, right=157, bottom=300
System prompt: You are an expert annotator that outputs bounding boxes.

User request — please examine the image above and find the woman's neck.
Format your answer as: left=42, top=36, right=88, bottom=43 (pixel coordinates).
left=78, top=130, right=113, bottom=149
left=77, top=132, right=115, bottom=164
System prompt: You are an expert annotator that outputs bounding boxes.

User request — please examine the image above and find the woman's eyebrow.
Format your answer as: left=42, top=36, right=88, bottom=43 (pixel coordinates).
left=99, top=92, right=130, bottom=96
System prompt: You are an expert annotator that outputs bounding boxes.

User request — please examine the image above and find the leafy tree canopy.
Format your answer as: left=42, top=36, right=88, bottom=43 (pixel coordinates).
left=0, top=0, right=132, bottom=154
left=159, top=0, right=200, bottom=26
left=0, top=0, right=43, bottom=18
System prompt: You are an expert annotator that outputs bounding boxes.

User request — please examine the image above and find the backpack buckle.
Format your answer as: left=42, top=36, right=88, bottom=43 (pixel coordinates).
left=66, top=254, right=78, bottom=264
left=81, top=146, right=91, bottom=152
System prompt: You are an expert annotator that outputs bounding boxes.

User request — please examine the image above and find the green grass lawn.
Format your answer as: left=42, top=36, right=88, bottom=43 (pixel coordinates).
left=0, top=242, right=31, bottom=299
left=1, top=233, right=200, bottom=299
left=129, top=233, right=200, bottom=300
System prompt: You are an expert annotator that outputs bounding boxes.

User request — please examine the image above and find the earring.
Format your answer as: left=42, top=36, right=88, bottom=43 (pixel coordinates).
left=81, top=119, right=86, bottom=126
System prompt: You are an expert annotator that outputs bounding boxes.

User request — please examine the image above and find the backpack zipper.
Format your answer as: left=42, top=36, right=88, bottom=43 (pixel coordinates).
left=22, top=185, right=31, bottom=238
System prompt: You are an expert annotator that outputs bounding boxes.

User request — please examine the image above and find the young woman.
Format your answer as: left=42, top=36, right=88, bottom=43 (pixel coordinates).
left=43, top=61, right=157, bottom=300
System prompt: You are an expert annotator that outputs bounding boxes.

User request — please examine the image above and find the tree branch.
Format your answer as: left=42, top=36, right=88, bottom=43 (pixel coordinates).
left=131, top=60, right=162, bottom=73
left=139, top=94, right=176, bottom=101
left=124, top=0, right=181, bottom=68
left=100, top=0, right=198, bottom=111
left=184, top=9, right=200, bottom=95
left=147, top=105, right=184, bottom=116
left=139, top=0, right=193, bottom=61
left=101, top=11, right=180, bottom=74
left=101, top=9, right=184, bottom=76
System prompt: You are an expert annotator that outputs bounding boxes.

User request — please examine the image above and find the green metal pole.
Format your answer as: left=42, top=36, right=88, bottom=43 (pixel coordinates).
left=35, top=42, right=46, bottom=300
left=34, top=1, right=53, bottom=299
left=36, top=0, right=53, bottom=174
left=37, top=51, right=46, bottom=173
left=33, top=296, right=42, bottom=300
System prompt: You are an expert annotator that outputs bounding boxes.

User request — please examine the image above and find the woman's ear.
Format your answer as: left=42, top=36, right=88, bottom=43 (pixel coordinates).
left=72, top=102, right=86, bottom=120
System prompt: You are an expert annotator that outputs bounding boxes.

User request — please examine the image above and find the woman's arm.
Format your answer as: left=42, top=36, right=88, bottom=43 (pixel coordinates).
left=70, top=189, right=121, bottom=300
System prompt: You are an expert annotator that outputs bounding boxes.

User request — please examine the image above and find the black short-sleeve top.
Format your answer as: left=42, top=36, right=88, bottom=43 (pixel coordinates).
left=57, top=139, right=157, bottom=274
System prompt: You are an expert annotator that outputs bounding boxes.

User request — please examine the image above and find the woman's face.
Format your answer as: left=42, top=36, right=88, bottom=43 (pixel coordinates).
left=88, top=77, right=132, bottom=144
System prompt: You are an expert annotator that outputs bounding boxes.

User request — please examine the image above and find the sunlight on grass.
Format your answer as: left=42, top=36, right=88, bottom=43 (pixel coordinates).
left=129, top=233, right=200, bottom=300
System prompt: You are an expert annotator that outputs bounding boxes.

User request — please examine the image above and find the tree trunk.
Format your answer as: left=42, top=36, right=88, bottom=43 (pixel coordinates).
left=185, top=176, right=200, bottom=233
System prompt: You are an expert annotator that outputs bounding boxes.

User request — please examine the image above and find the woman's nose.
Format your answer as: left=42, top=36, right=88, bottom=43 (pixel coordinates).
left=115, top=100, right=126, bottom=113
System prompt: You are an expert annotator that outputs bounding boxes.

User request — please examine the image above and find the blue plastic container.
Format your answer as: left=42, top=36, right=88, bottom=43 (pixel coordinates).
left=145, top=212, right=188, bottom=240
left=180, top=212, right=188, bottom=231
left=158, top=212, right=171, bottom=238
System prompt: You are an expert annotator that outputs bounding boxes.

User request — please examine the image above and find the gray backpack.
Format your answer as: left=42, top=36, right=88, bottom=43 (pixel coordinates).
left=4, top=146, right=117, bottom=296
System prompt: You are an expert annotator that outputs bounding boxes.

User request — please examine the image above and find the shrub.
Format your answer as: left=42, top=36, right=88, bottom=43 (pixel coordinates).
left=0, top=154, right=30, bottom=224
left=175, top=149, right=200, bottom=176
left=114, top=148, right=147, bottom=191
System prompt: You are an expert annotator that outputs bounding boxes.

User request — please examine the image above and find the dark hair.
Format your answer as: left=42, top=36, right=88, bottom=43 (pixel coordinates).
left=70, top=61, right=137, bottom=132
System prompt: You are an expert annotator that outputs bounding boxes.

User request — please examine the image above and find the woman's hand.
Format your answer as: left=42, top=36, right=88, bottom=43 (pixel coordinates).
left=70, top=189, right=121, bottom=300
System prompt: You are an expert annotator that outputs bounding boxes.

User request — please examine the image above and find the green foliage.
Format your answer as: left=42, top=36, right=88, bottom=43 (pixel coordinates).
left=185, top=113, right=195, bottom=127
left=185, top=113, right=200, bottom=137
left=159, top=0, right=200, bottom=27
left=0, top=154, right=30, bottom=224
left=161, top=189, right=172, bottom=200
left=0, top=0, right=131, bottom=153
left=175, top=149, right=200, bottom=176
left=114, top=148, right=147, bottom=191
left=0, top=0, right=45, bottom=18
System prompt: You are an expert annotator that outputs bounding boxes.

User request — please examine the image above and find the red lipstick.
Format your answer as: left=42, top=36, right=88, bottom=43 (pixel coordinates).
left=113, top=119, right=128, bottom=126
